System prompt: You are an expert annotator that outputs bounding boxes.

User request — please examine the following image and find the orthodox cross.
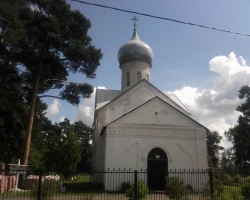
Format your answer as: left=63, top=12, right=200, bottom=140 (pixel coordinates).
left=131, top=16, right=139, bottom=28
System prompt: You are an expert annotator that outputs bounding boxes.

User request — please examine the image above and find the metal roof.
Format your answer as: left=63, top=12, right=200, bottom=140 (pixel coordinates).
left=166, top=94, right=189, bottom=112
left=118, top=28, right=153, bottom=65
left=95, top=89, right=121, bottom=108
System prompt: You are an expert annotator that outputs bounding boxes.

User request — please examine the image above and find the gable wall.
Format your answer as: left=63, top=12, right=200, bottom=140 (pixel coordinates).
left=114, top=97, right=202, bottom=127
left=96, top=82, right=190, bottom=135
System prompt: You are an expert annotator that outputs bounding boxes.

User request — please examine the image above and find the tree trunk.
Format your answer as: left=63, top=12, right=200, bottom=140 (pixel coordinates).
left=22, top=76, right=40, bottom=165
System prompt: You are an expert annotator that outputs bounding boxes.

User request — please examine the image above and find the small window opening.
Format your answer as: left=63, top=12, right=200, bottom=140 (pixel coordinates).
left=137, top=71, right=141, bottom=82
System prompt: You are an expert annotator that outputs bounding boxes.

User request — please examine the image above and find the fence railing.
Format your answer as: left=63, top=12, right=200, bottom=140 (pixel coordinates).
left=0, top=169, right=249, bottom=199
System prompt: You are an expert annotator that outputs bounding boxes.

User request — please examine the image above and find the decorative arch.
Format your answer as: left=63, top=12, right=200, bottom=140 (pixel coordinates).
left=147, top=147, right=168, bottom=190
left=142, top=143, right=172, bottom=165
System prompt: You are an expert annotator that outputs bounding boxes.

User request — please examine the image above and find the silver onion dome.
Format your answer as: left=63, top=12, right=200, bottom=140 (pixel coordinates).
left=118, top=28, right=153, bottom=66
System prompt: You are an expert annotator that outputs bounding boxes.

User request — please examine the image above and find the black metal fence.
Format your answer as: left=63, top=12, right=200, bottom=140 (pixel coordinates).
left=0, top=169, right=248, bottom=199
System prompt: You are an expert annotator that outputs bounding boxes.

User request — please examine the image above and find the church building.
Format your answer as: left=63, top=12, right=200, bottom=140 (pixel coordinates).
left=92, top=21, right=208, bottom=190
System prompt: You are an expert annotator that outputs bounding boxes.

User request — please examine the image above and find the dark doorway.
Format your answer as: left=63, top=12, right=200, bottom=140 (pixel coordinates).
left=147, top=148, right=168, bottom=190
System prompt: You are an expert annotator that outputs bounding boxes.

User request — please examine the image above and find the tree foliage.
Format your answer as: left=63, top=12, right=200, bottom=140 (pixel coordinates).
left=0, top=0, right=102, bottom=165
left=224, top=85, right=250, bottom=174
left=206, top=131, right=224, bottom=168
left=220, top=148, right=238, bottom=174
left=38, top=118, right=93, bottom=174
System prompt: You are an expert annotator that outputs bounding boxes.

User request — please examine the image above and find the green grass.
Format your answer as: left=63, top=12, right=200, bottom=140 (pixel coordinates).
left=222, top=185, right=241, bottom=194
left=0, top=174, right=100, bottom=198
left=0, top=190, right=32, bottom=197
left=61, top=173, right=106, bottom=195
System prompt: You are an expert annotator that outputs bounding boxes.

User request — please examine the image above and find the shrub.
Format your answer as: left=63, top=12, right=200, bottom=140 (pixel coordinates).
left=81, top=194, right=94, bottom=200
left=31, top=180, right=58, bottom=200
left=234, top=174, right=242, bottom=184
left=121, top=182, right=131, bottom=193
left=224, top=191, right=243, bottom=200
left=202, top=178, right=224, bottom=200
left=221, top=173, right=232, bottom=185
left=241, top=176, right=250, bottom=200
left=186, top=184, right=193, bottom=192
left=91, top=182, right=104, bottom=190
left=126, top=180, right=148, bottom=200
left=164, top=176, right=190, bottom=200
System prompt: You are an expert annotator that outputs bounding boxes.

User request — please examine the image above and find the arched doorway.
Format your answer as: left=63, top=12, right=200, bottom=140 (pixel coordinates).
left=147, top=148, right=168, bottom=190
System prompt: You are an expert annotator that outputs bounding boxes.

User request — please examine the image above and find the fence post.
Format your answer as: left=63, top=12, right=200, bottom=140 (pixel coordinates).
left=209, top=170, right=213, bottom=198
left=134, top=170, right=137, bottom=200
left=37, top=169, right=42, bottom=200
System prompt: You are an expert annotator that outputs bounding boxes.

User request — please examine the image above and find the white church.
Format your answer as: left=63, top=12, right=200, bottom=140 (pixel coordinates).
left=92, top=22, right=208, bottom=190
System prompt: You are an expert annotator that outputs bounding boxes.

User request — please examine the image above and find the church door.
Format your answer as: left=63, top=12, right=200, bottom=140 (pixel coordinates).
left=147, top=148, right=168, bottom=190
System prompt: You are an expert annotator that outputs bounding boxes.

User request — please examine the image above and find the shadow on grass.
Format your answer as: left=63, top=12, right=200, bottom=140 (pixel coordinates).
left=63, top=181, right=105, bottom=194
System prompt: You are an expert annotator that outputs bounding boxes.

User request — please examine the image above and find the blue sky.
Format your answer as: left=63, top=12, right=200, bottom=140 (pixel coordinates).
left=44, top=0, right=250, bottom=148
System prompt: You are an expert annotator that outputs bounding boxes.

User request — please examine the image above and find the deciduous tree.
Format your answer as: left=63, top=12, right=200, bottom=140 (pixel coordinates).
left=43, top=118, right=91, bottom=174
left=206, top=131, right=224, bottom=168
left=224, top=85, right=250, bottom=174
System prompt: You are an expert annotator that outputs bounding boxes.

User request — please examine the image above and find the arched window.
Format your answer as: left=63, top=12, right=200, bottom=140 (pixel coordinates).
left=137, top=71, right=141, bottom=82
left=146, top=74, right=149, bottom=81
left=126, top=72, right=130, bottom=87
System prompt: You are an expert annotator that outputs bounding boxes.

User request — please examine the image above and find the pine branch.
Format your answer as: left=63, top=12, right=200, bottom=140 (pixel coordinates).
left=39, top=79, right=84, bottom=86
left=38, top=95, right=63, bottom=100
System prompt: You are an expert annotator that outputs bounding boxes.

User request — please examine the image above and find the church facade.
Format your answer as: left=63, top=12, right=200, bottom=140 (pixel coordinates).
left=92, top=26, right=208, bottom=190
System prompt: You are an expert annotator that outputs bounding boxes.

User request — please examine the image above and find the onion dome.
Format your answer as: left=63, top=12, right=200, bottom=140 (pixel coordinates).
left=118, top=28, right=153, bottom=66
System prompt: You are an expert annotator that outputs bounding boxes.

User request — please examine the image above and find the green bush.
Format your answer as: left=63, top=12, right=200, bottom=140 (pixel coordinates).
left=202, top=178, right=225, bottom=200
left=241, top=176, right=250, bottom=200
left=222, top=191, right=243, bottom=200
left=126, top=180, right=149, bottom=200
left=91, top=182, right=104, bottom=190
left=31, top=180, right=58, bottom=200
left=121, top=182, right=131, bottom=193
left=81, top=194, right=94, bottom=200
left=234, top=174, right=242, bottom=184
left=186, top=184, right=193, bottom=192
left=164, top=176, right=190, bottom=200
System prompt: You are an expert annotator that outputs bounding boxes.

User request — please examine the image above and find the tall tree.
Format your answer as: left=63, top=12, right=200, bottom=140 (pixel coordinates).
left=42, top=118, right=91, bottom=174
left=220, top=148, right=238, bottom=174
left=224, top=85, right=250, bottom=174
left=206, top=131, right=224, bottom=168
left=74, top=121, right=93, bottom=172
left=0, top=0, right=27, bottom=162
left=0, top=0, right=102, bottom=165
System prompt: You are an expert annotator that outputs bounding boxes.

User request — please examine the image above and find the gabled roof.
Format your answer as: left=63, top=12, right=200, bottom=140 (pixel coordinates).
left=95, top=79, right=190, bottom=115
left=95, top=89, right=121, bottom=109
left=167, top=94, right=189, bottom=112
left=100, top=96, right=208, bottom=135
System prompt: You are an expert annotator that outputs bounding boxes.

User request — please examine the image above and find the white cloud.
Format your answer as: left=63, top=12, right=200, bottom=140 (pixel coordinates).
left=75, top=86, right=106, bottom=126
left=166, top=52, right=250, bottom=148
left=46, top=99, right=61, bottom=117
left=59, top=117, right=65, bottom=122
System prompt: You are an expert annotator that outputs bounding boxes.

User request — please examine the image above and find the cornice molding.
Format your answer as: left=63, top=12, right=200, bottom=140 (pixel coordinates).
left=107, top=129, right=206, bottom=140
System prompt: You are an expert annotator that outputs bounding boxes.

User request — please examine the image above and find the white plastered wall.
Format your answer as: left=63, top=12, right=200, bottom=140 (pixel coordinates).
left=121, top=61, right=151, bottom=91
left=102, top=125, right=207, bottom=191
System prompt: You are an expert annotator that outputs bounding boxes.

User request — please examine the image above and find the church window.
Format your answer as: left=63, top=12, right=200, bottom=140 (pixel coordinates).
left=137, top=71, right=141, bottom=82
left=126, top=72, right=130, bottom=86
left=146, top=74, right=149, bottom=81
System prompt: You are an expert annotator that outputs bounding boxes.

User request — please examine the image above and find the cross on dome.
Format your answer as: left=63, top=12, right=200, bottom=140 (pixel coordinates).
left=131, top=16, right=139, bottom=28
